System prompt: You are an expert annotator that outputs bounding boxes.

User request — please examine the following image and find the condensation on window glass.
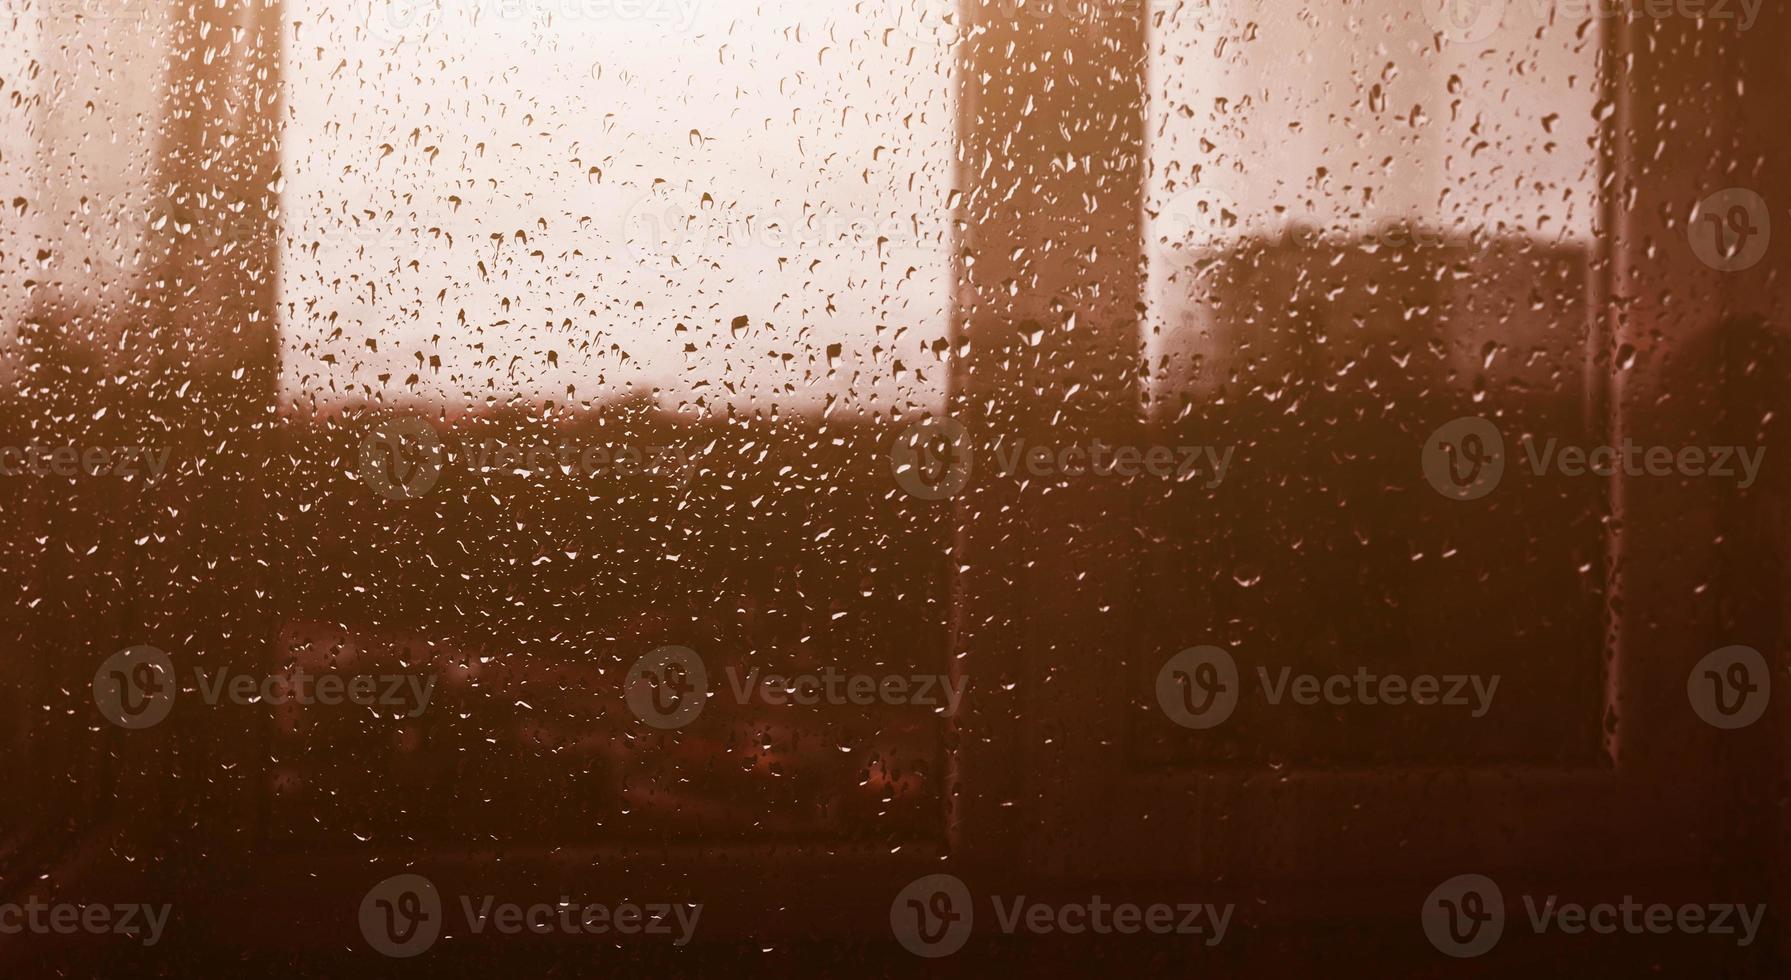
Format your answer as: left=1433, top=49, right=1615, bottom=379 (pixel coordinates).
left=1145, top=0, right=1603, bottom=404
left=279, top=0, right=957, bottom=418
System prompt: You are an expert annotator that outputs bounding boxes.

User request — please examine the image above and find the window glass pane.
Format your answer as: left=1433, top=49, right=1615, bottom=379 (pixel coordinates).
left=1, top=0, right=174, bottom=371
left=270, top=0, right=959, bottom=847
left=280, top=0, right=956, bottom=414
left=1140, top=0, right=1608, bottom=766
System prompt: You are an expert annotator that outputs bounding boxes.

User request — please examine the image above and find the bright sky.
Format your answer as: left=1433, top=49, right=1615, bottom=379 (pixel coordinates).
left=1146, top=0, right=1603, bottom=399
left=280, top=0, right=958, bottom=419
left=6, top=2, right=1600, bottom=408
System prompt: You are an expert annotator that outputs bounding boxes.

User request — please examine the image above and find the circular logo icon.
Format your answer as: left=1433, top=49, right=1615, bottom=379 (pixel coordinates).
left=1690, top=188, right=1770, bottom=273
left=92, top=645, right=177, bottom=729
left=344, top=214, right=389, bottom=247
left=339, top=204, right=414, bottom=256
left=360, top=873, right=442, bottom=958
left=891, top=873, right=973, bottom=958
left=620, top=193, right=713, bottom=267
left=887, top=1, right=955, bottom=49
left=1152, top=184, right=1244, bottom=261
left=1156, top=646, right=1240, bottom=729
left=890, top=417, right=974, bottom=501
left=364, top=0, right=424, bottom=46
left=359, top=417, right=445, bottom=501
left=1422, top=873, right=1505, bottom=958
left=1688, top=645, right=1771, bottom=730
left=1423, top=417, right=1506, bottom=501
left=1420, top=0, right=1506, bottom=43
left=625, top=645, right=708, bottom=729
